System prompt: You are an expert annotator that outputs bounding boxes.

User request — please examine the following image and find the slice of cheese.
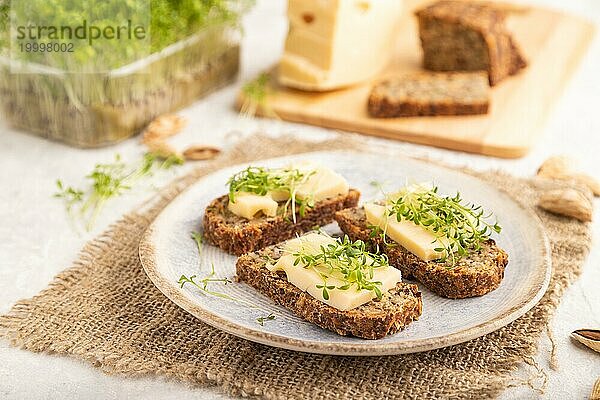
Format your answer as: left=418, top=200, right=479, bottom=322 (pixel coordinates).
left=279, top=0, right=403, bottom=91
left=267, top=189, right=290, bottom=202
left=295, top=165, right=349, bottom=202
left=227, top=165, right=349, bottom=219
left=268, top=233, right=402, bottom=311
left=227, top=192, right=278, bottom=220
left=364, top=203, right=447, bottom=261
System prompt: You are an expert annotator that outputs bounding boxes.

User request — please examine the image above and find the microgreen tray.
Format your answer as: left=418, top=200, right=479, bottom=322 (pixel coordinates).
left=0, top=0, right=253, bottom=147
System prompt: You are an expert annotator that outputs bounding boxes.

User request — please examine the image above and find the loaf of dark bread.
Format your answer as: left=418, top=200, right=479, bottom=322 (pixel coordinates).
left=335, top=207, right=509, bottom=299
left=203, top=189, right=360, bottom=256
left=368, top=72, right=490, bottom=118
left=416, top=1, right=527, bottom=86
left=236, top=243, right=423, bottom=339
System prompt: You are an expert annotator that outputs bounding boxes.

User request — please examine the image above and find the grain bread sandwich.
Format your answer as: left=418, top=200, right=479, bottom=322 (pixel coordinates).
left=203, top=163, right=360, bottom=256
left=335, top=184, right=509, bottom=299
left=416, top=1, right=527, bottom=86
left=368, top=72, right=490, bottom=118
left=236, top=232, right=422, bottom=339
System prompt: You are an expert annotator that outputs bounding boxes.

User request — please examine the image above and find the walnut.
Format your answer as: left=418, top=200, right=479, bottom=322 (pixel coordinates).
left=537, top=156, right=600, bottom=196
left=182, top=146, right=221, bottom=161
left=571, top=329, right=600, bottom=354
left=537, top=188, right=593, bottom=222
left=142, top=114, right=187, bottom=143
left=590, top=376, right=600, bottom=400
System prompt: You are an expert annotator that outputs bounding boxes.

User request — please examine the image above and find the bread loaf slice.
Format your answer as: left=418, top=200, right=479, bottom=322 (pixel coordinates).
left=203, top=189, right=360, bottom=256
left=335, top=207, right=509, bottom=299
left=368, top=72, right=489, bottom=118
left=236, top=243, right=422, bottom=339
left=416, top=1, right=527, bottom=86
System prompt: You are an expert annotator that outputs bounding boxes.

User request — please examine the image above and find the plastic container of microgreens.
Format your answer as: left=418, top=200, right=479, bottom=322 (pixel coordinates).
left=0, top=0, right=253, bottom=148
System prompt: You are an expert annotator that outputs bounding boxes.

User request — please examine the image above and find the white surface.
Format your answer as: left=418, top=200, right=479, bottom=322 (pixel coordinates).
left=0, top=0, right=599, bottom=399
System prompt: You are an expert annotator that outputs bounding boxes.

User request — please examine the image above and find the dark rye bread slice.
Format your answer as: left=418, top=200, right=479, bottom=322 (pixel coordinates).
left=368, top=72, right=489, bottom=118
left=203, top=189, right=360, bottom=256
left=416, top=1, right=527, bottom=86
left=335, top=207, right=509, bottom=299
left=236, top=244, right=422, bottom=339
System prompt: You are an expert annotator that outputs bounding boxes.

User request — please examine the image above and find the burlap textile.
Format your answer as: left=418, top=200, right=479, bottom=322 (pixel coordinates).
left=0, top=134, right=593, bottom=399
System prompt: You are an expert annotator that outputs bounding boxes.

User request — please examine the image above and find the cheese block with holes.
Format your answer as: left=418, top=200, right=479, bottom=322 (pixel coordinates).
left=279, top=0, right=403, bottom=91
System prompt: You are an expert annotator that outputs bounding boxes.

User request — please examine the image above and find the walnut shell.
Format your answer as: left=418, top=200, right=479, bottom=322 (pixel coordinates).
left=571, top=329, right=600, bottom=354
left=537, top=156, right=600, bottom=196
left=142, top=114, right=187, bottom=143
left=591, top=376, right=600, bottom=400
left=537, top=188, right=593, bottom=222
left=182, top=146, right=221, bottom=161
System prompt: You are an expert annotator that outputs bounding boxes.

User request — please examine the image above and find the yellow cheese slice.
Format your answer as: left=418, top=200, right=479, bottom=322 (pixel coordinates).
left=227, top=165, right=348, bottom=219
left=279, top=0, right=403, bottom=91
left=268, top=233, right=402, bottom=311
left=364, top=203, right=447, bottom=261
left=227, top=192, right=278, bottom=220
left=267, top=189, right=290, bottom=202
left=294, top=165, right=349, bottom=202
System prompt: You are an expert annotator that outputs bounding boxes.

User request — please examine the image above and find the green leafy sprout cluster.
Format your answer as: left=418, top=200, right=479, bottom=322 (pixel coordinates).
left=290, top=235, right=389, bottom=302
left=54, top=152, right=183, bottom=231
left=177, top=264, right=234, bottom=301
left=380, top=185, right=502, bottom=265
left=256, top=313, right=276, bottom=326
left=227, top=166, right=316, bottom=223
left=179, top=230, right=277, bottom=327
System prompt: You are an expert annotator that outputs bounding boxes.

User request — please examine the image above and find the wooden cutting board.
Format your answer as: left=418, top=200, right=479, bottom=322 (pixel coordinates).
left=238, top=1, right=595, bottom=158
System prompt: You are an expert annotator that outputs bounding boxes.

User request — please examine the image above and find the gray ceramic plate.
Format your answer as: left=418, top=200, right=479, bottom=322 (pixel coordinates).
left=139, top=151, right=551, bottom=356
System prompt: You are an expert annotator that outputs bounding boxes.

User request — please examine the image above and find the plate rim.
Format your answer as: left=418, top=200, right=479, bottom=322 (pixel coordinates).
left=139, top=150, right=552, bottom=356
